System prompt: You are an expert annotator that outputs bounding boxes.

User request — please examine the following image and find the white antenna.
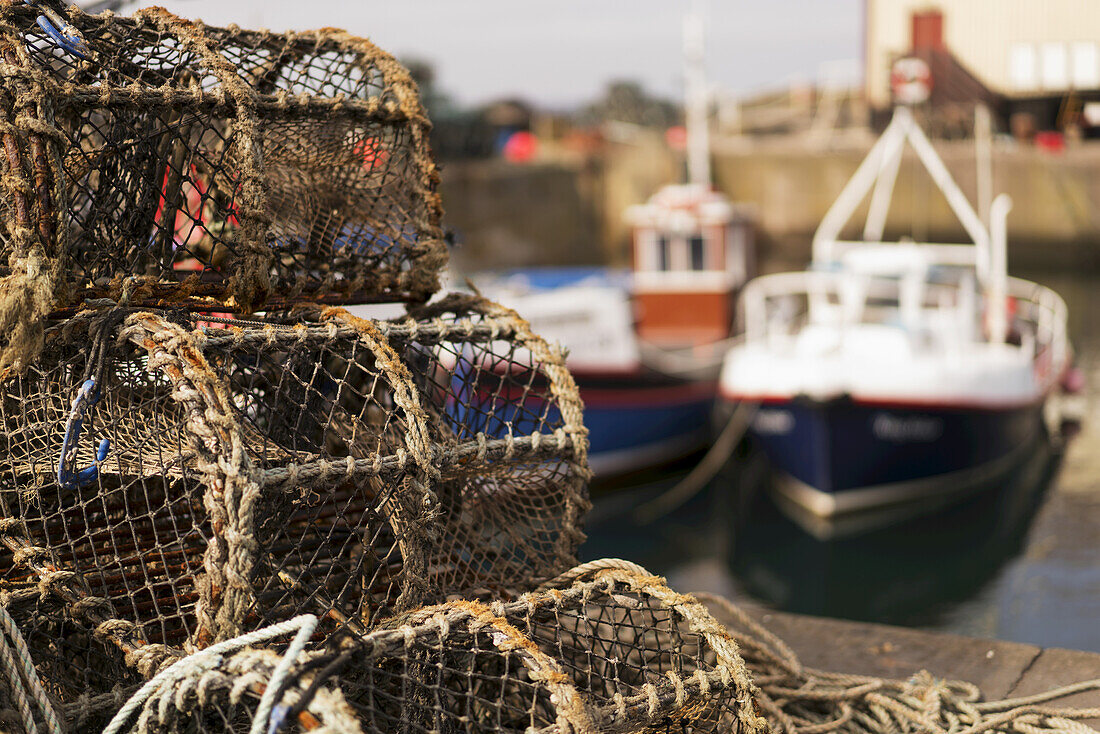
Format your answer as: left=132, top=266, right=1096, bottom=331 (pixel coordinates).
left=974, top=104, right=993, bottom=227
left=683, top=2, right=711, bottom=187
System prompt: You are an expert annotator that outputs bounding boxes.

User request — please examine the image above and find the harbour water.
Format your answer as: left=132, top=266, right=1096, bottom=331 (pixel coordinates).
left=581, top=269, right=1100, bottom=653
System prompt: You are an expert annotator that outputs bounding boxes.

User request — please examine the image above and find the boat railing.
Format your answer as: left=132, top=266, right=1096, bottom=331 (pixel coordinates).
left=1006, top=276, right=1070, bottom=383
left=739, top=270, right=969, bottom=344
left=820, top=240, right=981, bottom=268
left=740, top=270, right=1068, bottom=378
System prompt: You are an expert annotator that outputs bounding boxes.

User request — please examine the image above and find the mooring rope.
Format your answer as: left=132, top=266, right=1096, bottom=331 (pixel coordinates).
left=102, top=614, right=318, bottom=734
left=633, top=400, right=758, bottom=523
left=696, top=592, right=1100, bottom=734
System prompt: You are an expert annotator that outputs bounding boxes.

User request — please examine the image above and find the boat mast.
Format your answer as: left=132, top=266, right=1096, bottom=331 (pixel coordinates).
left=683, top=3, right=711, bottom=187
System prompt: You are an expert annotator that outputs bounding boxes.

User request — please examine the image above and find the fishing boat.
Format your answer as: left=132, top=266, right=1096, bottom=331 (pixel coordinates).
left=475, top=11, right=754, bottom=479
left=718, top=105, right=1071, bottom=518
left=480, top=186, right=754, bottom=478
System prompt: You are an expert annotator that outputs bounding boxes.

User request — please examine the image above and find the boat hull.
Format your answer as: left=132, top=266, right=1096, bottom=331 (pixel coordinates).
left=726, top=395, right=1045, bottom=517
left=578, top=373, right=717, bottom=478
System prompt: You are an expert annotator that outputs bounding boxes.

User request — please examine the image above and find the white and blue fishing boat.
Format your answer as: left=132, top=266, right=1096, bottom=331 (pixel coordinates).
left=718, top=105, right=1072, bottom=518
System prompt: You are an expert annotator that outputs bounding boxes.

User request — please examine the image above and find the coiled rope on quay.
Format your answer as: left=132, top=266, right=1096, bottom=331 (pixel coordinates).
left=698, top=590, right=1100, bottom=734
left=5, top=558, right=1100, bottom=734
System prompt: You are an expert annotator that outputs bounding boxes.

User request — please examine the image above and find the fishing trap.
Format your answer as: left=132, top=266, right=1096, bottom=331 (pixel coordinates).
left=0, top=2, right=445, bottom=370
left=0, top=294, right=589, bottom=726
left=100, top=564, right=766, bottom=734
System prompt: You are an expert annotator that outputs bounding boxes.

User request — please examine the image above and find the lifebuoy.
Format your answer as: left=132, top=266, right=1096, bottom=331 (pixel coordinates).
left=891, top=57, right=932, bottom=105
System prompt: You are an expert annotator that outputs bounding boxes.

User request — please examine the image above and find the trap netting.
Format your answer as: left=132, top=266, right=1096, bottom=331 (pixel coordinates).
left=0, top=294, right=588, bottom=722
left=102, top=562, right=766, bottom=734
left=0, top=2, right=445, bottom=370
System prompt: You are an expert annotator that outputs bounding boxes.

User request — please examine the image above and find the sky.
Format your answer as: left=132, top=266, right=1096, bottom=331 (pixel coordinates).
left=138, top=0, right=863, bottom=109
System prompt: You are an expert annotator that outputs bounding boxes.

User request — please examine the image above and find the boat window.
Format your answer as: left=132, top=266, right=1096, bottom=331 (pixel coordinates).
left=689, top=235, right=706, bottom=270
left=657, top=235, right=670, bottom=271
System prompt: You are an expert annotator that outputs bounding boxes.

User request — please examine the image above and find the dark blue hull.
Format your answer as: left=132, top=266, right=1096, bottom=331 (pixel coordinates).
left=737, top=395, right=1044, bottom=516
left=576, top=373, right=717, bottom=477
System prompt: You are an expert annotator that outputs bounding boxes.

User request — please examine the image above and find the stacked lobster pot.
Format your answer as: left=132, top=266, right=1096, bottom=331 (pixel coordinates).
left=0, top=4, right=765, bottom=734
left=103, top=563, right=768, bottom=734
left=0, top=3, right=596, bottom=730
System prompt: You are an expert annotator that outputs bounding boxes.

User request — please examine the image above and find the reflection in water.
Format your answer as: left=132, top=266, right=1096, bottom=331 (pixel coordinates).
left=582, top=431, right=1062, bottom=632
left=730, top=433, right=1060, bottom=627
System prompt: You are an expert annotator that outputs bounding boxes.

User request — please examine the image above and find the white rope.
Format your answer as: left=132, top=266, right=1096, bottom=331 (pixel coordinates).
left=102, top=614, right=318, bottom=734
left=249, top=614, right=317, bottom=734
left=0, top=604, right=63, bottom=734
left=0, top=615, right=40, bottom=734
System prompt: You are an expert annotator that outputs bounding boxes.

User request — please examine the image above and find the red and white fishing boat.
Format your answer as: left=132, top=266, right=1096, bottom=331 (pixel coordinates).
left=476, top=10, right=755, bottom=478
left=481, top=187, right=754, bottom=478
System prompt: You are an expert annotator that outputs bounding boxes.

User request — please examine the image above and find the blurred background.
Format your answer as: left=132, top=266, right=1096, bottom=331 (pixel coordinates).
left=115, top=0, right=1100, bottom=651
left=120, top=0, right=1100, bottom=274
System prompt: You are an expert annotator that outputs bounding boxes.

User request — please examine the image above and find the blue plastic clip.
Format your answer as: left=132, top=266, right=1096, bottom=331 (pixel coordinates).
left=24, top=1, right=88, bottom=59
left=58, top=378, right=110, bottom=490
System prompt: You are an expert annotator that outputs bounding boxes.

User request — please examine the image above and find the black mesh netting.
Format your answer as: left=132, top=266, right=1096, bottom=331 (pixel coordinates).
left=0, top=294, right=589, bottom=726
left=98, top=567, right=765, bottom=734
left=0, top=2, right=445, bottom=370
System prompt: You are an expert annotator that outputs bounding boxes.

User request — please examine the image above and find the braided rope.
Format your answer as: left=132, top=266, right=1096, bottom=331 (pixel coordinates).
left=697, top=592, right=1100, bottom=734
left=123, top=312, right=262, bottom=644
left=535, top=557, right=652, bottom=590
left=103, top=614, right=318, bottom=734
left=0, top=603, right=63, bottom=734
left=0, top=613, right=44, bottom=734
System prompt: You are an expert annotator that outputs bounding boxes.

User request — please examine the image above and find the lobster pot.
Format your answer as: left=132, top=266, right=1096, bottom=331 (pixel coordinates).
left=0, top=4, right=445, bottom=368
left=113, top=565, right=764, bottom=734
left=0, top=312, right=435, bottom=657
left=381, top=295, right=590, bottom=598
left=0, top=296, right=587, bottom=708
left=507, top=569, right=761, bottom=732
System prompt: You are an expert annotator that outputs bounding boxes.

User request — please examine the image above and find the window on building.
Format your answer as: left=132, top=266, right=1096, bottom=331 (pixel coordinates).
left=1072, top=42, right=1100, bottom=89
left=657, top=235, right=670, bottom=271
left=1041, top=43, right=1069, bottom=90
left=689, top=235, right=706, bottom=271
left=1009, top=43, right=1037, bottom=91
